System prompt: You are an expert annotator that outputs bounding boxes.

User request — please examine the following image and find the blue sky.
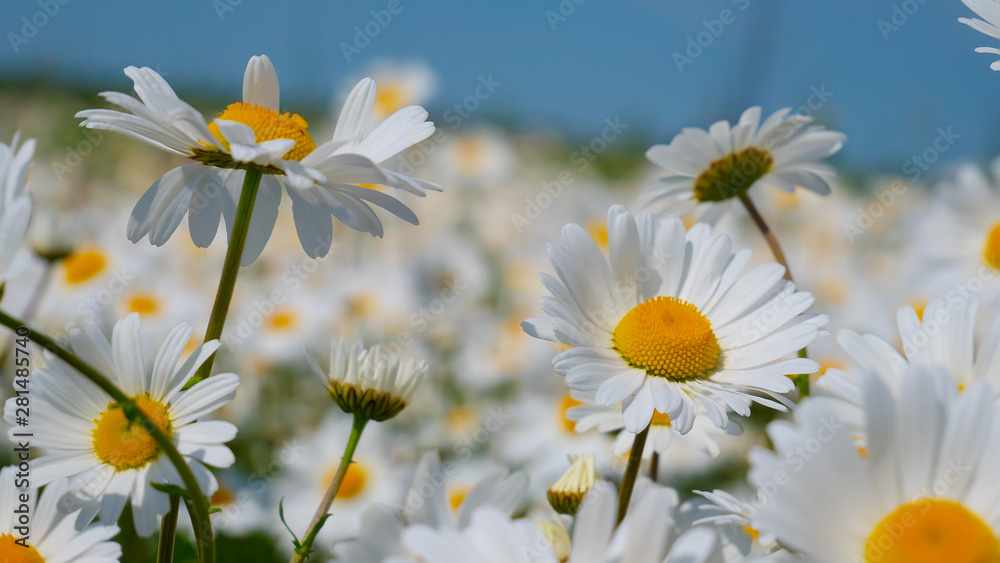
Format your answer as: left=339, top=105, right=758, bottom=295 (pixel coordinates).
left=2, top=0, right=999, bottom=174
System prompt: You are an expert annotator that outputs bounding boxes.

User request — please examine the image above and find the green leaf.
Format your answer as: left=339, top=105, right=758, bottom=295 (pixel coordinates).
left=151, top=483, right=191, bottom=498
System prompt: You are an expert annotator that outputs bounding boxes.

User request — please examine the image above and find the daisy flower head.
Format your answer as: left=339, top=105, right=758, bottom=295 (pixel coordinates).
left=0, top=133, right=34, bottom=283
left=3, top=313, right=240, bottom=535
left=641, top=106, right=845, bottom=223
left=751, top=365, right=1000, bottom=562
left=522, top=205, right=826, bottom=434
left=817, top=295, right=1000, bottom=422
left=959, top=0, right=1000, bottom=70
left=0, top=466, right=122, bottom=562
left=76, top=55, right=441, bottom=264
left=307, top=337, right=428, bottom=422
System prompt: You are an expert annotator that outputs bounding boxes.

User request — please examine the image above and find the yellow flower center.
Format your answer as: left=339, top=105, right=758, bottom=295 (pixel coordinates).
left=63, top=248, right=106, bottom=285
left=208, top=103, right=316, bottom=162
left=742, top=524, right=761, bottom=544
left=983, top=221, right=1000, bottom=271
left=374, top=84, right=407, bottom=116
left=612, top=296, right=722, bottom=381
left=211, top=488, right=235, bottom=506
left=649, top=410, right=672, bottom=426
left=585, top=219, right=609, bottom=249
left=456, top=137, right=485, bottom=174
left=0, top=534, right=43, bottom=563
left=693, top=147, right=773, bottom=202
left=126, top=292, right=160, bottom=316
left=323, top=461, right=368, bottom=500
left=558, top=393, right=582, bottom=433
left=266, top=308, right=299, bottom=332
left=92, top=395, right=172, bottom=470
left=865, top=499, right=1000, bottom=563
left=448, top=487, right=470, bottom=513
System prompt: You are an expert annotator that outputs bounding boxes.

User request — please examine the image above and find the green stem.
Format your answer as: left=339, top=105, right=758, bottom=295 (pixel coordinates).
left=189, top=167, right=263, bottom=387
left=739, top=193, right=811, bottom=396
left=291, top=414, right=368, bottom=563
left=616, top=426, right=649, bottom=526
left=649, top=451, right=659, bottom=483
left=0, top=309, right=216, bottom=563
left=157, top=495, right=181, bottom=562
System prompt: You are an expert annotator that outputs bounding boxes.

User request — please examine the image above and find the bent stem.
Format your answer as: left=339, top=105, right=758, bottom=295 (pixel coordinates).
left=616, top=426, right=649, bottom=526
left=738, top=193, right=811, bottom=396
left=0, top=309, right=216, bottom=563
left=291, top=414, right=368, bottom=563
left=189, top=167, right=263, bottom=387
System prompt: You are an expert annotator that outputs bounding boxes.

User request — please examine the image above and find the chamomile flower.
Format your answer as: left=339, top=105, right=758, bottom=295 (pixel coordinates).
left=751, top=365, right=1000, bottom=562
left=3, top=313, right=240, bottom=536
left=0, top=134, right=34, bottom=283
left=959, top=0, right=1000, bottom=70
left=77, top=55, right=440, bottom=264
left=349, top=59, right=437, bottom=120
left=307, top=338, right=428, bottom=422
left=641, top=106, right=844, bottom=223
left=522, top=205, right=826, bottom=434
left=817, top=296, right=1000, bottom=423
left=0, top=467, right=122, bottom=562
left=695, top=488, right=778, bottom=558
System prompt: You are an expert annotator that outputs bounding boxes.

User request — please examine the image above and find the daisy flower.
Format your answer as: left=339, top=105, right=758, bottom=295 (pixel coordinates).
left=348, top=59, right=437, bottom=120
left=76, top=54, right=441, bottom=264
left=959, top=0, right=1000, bottom=70
left=817, top=296, right=1000, bottom=421
left=0, top=134, right=34, bottom=283
left=334, top=450, right=529, bottom=562
left=0, top=466, right=122, bottom=562
left=3, top=313, right=240, bottom=535
left=307, top=337, right=428, bottom=422
left=909, top=160, right=1000, bottom=301
left=522, top=205, right=826, bottom=434
left=751, top=365, right=1000, bottom=562
left=694, top=488, right=778, bottom=558
left=402, top=480, right=725, bottom=563
left=641, top=106, right=845, bottom=223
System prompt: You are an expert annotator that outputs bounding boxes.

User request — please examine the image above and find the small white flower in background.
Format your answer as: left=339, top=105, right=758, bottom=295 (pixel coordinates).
left=695, top=488, right=778, bottom=557
left=0, top=134, right=34, bottom=283
left=959, top=0, right=1000, bottom=70
left=335, top=450, right=529, bottom=562
left=642, top=106, right=844, bottom=223
left=523, top=205, right=826, bottom=434
left=752, top=365, right=1000, bottom=562
left=2, top=313, right=240, bottom=536
left=347, top=59, right=437, bottom=120
left=308, top=337, right=427, bottom=421
left=0, top=466, right=122, bottom=562
left=76, top=54, right=441, bottom=264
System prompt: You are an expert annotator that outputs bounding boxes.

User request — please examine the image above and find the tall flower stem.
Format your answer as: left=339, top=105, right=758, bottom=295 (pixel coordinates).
left=157, top=495, right=181, bottom=562
left=0, top=309, right=216, bottom=563
left=738, top=193, right=810, bottom=396
left=190, top=167, right=263, bottom=387
left=616, top=426, right=649, bottom=526
left=291, top=414, right=368, bottom=563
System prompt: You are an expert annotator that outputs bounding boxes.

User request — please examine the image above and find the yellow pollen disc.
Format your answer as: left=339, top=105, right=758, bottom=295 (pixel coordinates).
left=448, top=487, right=471, bottom=513
left=63, top=248, right=106, bottom=285
left=613, top=296, right=722, bottom=381
left=266, top=308, right=299, bottom=331
left=92, top=395, right=172, bottom=470
left=0, top=534, right=44, bottom=563
left=324, top=462, right=368, bottom=500
left=211, top=488, right=235, bottom=506
left=693, top=147, right=773, bottom=202
left=649, top=410, right=672, bottom=426
left=742, top=524, right=761, bottom=544
left=984, top=221, right=1000, bottom=271
left=585, top=219, right=609, bottom=249
left=209, top=103, right=316, bottom=161
left=865, top=499, right=1000, bottom=563
left=126, top=293, right=160, bottom=316
left=906, top=298, right=929, bottom=321
left=456, top=137, right=484, bottom=174
left=558, top=393, right=582, bottom=432
left=374, top=84, right=407, bottom=116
